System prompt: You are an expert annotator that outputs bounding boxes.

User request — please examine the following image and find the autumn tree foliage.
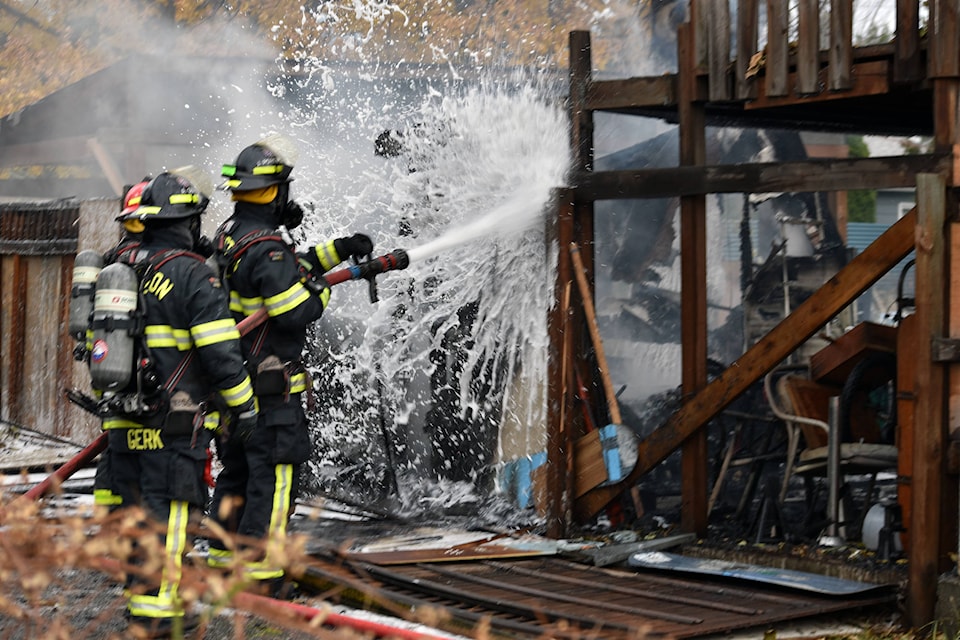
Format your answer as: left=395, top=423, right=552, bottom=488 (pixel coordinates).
left=0, top=0, right=653, bottom=116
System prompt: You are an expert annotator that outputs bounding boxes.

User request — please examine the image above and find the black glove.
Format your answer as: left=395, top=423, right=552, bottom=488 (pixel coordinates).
left=304, top=274, right=330, bottom=297
left=336, top=233, right=373, bottom=262
left=194, top=235, right=215, bottom=259
left=233, top=408, right=259, bottom=444
left=282, top=200, right=305, bottom=230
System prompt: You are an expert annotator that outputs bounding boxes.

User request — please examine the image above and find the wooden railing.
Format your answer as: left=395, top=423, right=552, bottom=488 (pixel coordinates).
left=694, top=0, right=956, bottom=104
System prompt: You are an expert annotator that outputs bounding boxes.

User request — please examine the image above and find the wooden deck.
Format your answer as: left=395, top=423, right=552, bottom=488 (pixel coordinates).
left=549, top=0, right=960, bottom=627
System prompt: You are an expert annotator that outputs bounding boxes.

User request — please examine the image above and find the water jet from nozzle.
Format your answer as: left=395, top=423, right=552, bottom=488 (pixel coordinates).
left=405, top=185, right=553, bottom=264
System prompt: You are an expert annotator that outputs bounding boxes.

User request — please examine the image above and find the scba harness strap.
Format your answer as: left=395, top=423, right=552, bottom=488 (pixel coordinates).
left=215, top=224, right=289, bottom=357
left=97, top=248, right=208, bottom=421
left=214, top=223, right=309, bottom=399
left=215, top=224, right=289, bottom=275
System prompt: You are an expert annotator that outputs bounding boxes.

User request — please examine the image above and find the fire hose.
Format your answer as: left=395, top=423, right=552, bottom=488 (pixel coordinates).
left=89, top=556, right=447, bottom=640
left=21, top=249, right=410, bottom=503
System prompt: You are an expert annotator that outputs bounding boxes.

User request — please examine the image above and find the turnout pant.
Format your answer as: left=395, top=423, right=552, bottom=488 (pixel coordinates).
left=208, top=394, right=310, bottom=580
left=123, top=429, right=210, bottom=622
left=93, top=427, right=143, bottom=510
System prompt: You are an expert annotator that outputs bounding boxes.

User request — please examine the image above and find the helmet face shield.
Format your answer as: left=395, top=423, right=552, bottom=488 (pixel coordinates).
left=170, top=165, right=213, bottom=201
left=258, top=132, right=299, bottom=167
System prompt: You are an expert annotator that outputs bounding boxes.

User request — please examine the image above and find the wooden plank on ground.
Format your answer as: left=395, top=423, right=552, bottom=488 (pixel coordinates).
left=575, top=209, right=918, bottom=520
left=343, top=530, right=558, bottom=566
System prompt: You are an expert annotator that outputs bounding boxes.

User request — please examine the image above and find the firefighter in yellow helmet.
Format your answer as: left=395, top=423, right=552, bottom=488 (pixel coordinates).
left=207, top=134, right=372, bottom=595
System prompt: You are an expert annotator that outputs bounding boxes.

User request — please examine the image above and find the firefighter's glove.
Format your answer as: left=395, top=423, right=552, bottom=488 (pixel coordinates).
left=336, top=233, right=374, bottom=262
left=304, top=275, right=331, bottom=310
left=234, top=408, right=259, bottom=444
left=282, top=200, right=305, bottom=230
left=195, top=235, right=216, bottom=259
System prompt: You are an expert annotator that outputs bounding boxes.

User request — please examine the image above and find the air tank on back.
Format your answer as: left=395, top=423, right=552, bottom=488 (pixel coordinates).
left=68, top=250, right=104, bottom=339
left=89, top=262, right=139, bottom=391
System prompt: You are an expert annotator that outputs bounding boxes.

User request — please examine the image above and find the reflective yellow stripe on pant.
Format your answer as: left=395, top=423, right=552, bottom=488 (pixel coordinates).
left=128, top=500, right=189, bottom=619
left=246, top=464, right=294, bottom=580
left=206, top=465, right=293, bottom=581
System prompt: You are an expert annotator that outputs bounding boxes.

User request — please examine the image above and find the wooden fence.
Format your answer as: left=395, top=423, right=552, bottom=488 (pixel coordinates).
left=0, top=199, right=118, bottom=443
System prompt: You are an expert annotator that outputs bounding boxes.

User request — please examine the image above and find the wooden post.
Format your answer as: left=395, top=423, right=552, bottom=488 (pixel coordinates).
left=893, top=0, right=922, bottom=85
left=907, top=173, right=947, bottom=627
left=914, top=0, right=960, bottom=627
left=3, top=254, right=27, bottom=424
left=706, top=0, right=731, bottom=101
left=563, top=30, right=597, bottom=531
left=569, top=30, right=593, bottom=175
left=568, top=29, right=596, bottom=306
left=56, top=256, right=76, bottom=438
left=678, top=18, right=710, bottom=536
left=546, top=189, right=576, bottom=538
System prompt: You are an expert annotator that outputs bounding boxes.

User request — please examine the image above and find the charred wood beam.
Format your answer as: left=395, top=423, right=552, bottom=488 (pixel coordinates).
left=585, top=76, right=676, bottom=111
left=575, top=208, right=919, bottom=520
left=588, top=56, right=896, bottom=113
left=574, top=153, right=951, bottom=201
left=907, top=173, right=948, bottom=626
left=677, top=18, right=710, bottom=536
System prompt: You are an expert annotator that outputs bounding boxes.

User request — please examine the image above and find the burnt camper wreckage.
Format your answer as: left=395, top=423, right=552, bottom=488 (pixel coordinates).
left=591, top=125, right=853, bottom=531
left=551, top=0, right=960, bottom=626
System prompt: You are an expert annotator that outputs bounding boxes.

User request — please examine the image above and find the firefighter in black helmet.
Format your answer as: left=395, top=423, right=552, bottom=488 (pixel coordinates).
left=208, top=134, right=373, bottom=593
left=117, top=166, right=258, bottom=637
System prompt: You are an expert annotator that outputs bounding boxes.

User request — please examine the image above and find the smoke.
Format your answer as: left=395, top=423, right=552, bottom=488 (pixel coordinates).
left=22, top=0, right=709, bottom=516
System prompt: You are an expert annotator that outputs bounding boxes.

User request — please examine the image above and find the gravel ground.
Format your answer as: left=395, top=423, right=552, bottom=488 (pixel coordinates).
left=0, top=489, right=464, bottom=640
left=0, top=490, right=389, bottom=640
left=0, top=565, right=345, bottom=640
